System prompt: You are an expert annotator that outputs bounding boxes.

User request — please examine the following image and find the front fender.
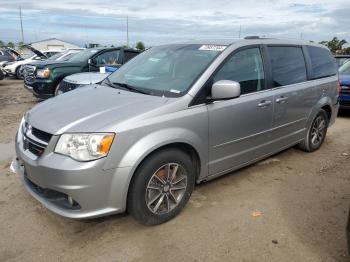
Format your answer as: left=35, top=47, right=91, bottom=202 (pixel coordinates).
left=105, top=127, right=208, bottom=181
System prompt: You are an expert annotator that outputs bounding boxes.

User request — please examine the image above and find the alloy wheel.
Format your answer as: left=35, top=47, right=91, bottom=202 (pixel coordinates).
left=145, top=163, right=187, bottom=215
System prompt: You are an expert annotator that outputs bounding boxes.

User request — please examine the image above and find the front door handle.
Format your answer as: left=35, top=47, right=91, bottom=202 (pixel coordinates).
left=258, top=100, right=272, bottom=108
left=276, top=96, right=288, bottom=104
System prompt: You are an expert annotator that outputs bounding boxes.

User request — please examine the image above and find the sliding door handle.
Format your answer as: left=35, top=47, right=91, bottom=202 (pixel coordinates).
left=258, top=100, right=272, bottom=108
left=276, top=96, right=288, bottom=103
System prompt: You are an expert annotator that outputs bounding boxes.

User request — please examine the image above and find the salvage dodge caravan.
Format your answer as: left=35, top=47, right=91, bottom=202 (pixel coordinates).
left=11, top=38, right=339, bottom=225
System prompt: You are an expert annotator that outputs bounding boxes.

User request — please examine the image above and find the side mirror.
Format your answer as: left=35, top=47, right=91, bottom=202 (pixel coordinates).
left=211, top=80, right=241, bottom=100
left=88, top=58, right=92, bottom=65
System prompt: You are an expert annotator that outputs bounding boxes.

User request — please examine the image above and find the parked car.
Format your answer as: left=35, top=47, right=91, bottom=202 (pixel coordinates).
left=335, top=55, right=350, bottom=68
left=23, top=47, right=141, bottom=99
left=55, top=56, right=139, bottom=96
left=0, top=47, right=21, bottom=66
left=11, top=38, right=339, bottom=225
left=339, top=60, right=350, bottom=110
left=0, top=67, right=4, bottom=81
left=20, top=49, right=84, bottom=79
left=2, top=45, right=61, bottom=79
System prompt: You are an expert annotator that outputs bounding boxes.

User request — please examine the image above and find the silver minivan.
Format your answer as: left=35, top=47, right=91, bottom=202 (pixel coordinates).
left=11, top=37, right=339, bottom=225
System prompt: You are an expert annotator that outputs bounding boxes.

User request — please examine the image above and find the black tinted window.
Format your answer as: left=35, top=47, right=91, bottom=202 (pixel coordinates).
left=268, top=46, right=307, bottom=87
left=213, top=48, right=265, bottom=95
left=308, top=46, right=337, bottom=79
left=124, top=51, right=139, bottom=63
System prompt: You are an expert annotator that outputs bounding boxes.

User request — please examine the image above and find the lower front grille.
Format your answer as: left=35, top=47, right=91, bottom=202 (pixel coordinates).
left=24, top=176, right=81, bottom=210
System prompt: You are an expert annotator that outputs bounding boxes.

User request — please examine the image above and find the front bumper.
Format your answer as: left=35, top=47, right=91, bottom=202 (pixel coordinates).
left=11, top=130, right=133, bottom=219
left=24, top=79, right=56, bottom=99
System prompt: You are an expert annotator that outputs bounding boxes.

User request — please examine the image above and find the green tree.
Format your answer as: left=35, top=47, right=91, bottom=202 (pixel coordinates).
left=135, top=41, right=145, bottom=51
left=17, top=41, right=25, bottom=50
left=319, top=37, right=347, bottom=54
left=0, top=40, right=4, bottom=47
left=7, top=42, right=15, bottom=48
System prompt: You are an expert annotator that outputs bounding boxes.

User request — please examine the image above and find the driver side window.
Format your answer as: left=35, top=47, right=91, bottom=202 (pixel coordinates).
left=94, top=50, right=120, bottom=66
left=213, top=48, right=265, bottom=95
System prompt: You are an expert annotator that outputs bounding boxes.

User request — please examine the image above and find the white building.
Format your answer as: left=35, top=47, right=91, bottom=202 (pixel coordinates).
left=29, top=38, right=80, bottom=51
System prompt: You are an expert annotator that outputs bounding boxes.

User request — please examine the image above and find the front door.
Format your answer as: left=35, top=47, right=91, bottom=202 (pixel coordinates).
left=208, top=47, right=274, bottom=175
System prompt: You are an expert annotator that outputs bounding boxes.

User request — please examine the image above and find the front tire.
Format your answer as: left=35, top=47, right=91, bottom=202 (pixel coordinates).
left=15, top=67, right=23, bottom=80
left=54, top=83, right=63, bottom=96
left=127, top=148, right=196, bottom=225
left=298, top=109, right=329, bottom=152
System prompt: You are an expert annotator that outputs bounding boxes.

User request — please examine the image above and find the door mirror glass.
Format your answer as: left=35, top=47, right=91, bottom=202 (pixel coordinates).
left=211, top=80, right=241, bottom=100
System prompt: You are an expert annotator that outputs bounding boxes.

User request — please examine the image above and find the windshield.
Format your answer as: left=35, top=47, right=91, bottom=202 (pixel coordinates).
left=48, top=52, right=64, bottom=60
left=339, top=60, right=350, bottom=75
left=68, top=49, right=98, bottom=63
left=104, top=44, right=224, bottom=97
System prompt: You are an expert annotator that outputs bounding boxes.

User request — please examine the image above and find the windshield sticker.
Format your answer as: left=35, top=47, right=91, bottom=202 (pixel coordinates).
left=199, top=45, right=227, bottom=52
left=170, top=89, right=181, bottom=94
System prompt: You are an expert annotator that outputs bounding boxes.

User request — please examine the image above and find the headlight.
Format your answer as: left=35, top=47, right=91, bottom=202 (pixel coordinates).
left=55, top=133, right=115, bottom=161
left=36, top=68, right=50, bottom=78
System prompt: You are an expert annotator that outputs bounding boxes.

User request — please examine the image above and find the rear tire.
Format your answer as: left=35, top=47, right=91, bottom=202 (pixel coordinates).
left=298, top=109, right=329, bottom=152
left=127, top=148, right=195, bottom=225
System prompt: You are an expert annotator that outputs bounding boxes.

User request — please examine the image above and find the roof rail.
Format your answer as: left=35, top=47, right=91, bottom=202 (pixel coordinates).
left=244, top=36, right=260, bottom=39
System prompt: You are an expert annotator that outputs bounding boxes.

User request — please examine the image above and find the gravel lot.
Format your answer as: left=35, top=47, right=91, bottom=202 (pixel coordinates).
left=0, top=78, right=349, bottom=262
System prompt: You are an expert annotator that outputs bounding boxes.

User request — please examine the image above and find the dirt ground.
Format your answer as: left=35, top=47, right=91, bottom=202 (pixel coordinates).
left=0, top=78, right=349, bottom=262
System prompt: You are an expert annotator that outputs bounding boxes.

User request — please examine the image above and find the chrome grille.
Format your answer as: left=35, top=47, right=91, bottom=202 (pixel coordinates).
left=23, top=65, right=36, bottom=84
left=58, top=80, right=80, bottom=93
left=22, top=122, right=52, bottom=157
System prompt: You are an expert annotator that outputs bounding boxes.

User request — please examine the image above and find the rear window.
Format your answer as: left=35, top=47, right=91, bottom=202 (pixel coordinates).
left=268, top=46, right=307, bottom=87
left=307, top=46, right=337, bottom=79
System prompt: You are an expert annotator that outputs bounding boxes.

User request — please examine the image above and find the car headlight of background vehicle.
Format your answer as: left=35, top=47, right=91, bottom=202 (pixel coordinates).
left=55, top=133, right=115, bottom=161
left=36, top=68, right=50, bottom=78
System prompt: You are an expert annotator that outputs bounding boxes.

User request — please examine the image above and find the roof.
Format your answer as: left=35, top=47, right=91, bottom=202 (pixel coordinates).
left=29, top=38, right=79, bottom=46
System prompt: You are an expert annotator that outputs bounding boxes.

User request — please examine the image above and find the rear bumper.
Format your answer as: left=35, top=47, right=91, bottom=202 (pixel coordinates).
left=339, top=93, right=350, bottom=109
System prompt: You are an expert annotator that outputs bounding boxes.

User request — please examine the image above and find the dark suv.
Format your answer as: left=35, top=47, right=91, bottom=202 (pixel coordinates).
left=23, top=47, right=140, bottom=99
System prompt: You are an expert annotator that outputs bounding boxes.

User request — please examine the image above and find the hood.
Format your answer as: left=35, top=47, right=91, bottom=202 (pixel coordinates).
left=64, top=72, right=109, bottom=85
left=340, top=74, right=350, bottom=86
left=24, top=44, right=47, bottom=58
left=26, top=85, right=171, bottom=134
left=27, top=59, right=76, bottom=68
left=5, top=47, right=21, bottom=58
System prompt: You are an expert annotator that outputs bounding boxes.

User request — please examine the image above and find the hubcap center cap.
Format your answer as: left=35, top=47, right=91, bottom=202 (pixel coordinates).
left=163, top=185, right=170, bottom=192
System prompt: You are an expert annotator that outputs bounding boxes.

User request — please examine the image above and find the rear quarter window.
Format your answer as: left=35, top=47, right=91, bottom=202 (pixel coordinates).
left=268, top=46, right=307, bottom=87
left=307, top=46, right=337, bottom=79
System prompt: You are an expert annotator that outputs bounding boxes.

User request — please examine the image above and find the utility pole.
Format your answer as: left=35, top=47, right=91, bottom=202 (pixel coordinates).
left=19, top=6, right=24, bottom=43
left=238, top=25, right=242, bottom=39
left=300, top=32, right=303, bottom=40
left=126, top=16, right=129, bottom=47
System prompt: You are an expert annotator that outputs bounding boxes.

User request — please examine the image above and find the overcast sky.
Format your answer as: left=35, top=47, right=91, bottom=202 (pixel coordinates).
left=1, top=0, right=349, bottom=47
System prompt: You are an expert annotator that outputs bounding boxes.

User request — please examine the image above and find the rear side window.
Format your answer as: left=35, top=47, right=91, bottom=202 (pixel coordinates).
left=307, top=46, right=337, bottom=79
left=268, top=46, right=307, bottom=87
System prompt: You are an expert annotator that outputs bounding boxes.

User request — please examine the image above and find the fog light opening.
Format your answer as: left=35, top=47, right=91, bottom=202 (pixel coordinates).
left=67, top=195, right=74, bottom=207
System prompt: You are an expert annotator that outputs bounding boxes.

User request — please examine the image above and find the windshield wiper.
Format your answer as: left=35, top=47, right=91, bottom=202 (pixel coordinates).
left=103, top=77, right=120, bottom=89
left=112, top=82, right=151, bottom=95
